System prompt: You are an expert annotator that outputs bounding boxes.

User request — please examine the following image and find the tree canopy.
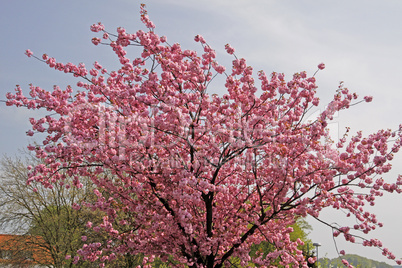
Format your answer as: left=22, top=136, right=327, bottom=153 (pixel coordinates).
left=5, top=4, right=402, bottom=268
left=320, top=254, right=394, bottom=268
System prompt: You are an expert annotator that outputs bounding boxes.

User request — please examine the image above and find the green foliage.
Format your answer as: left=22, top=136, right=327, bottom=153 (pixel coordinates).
left=0, top=155, right=107, bottom=267
left=29, top=204, right=104, bottom=267
left=319, top=254, right=393, bottom=268
left=248, top=218, right=314, bottom=267
left=290, top=218, right=313, bottom=254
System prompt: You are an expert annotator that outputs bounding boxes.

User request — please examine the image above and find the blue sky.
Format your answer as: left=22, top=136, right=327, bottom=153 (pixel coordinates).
left=1, top=0, right=402, bottom=264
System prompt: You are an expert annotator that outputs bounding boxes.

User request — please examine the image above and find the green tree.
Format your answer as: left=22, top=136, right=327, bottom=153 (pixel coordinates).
left=322, top=254, right=393, bottom=268
left=247, top=218, right=314, bottom=267
left=0, top=155, right=102, bottom=267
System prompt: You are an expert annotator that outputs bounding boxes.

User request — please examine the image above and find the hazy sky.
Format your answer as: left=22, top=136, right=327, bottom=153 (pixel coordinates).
left=1, top=0, right=402, bottom=264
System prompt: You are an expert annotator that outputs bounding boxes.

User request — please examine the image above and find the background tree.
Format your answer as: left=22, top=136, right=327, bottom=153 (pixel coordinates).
left=0, top=154, right=161, bottom=267
left=6, top=4, right=402, bottom=267
left=249, top=218, right=314, bottom=267
left=320, top=254, right=393, bottom=268
left=0, top=155, right=104, bottom=267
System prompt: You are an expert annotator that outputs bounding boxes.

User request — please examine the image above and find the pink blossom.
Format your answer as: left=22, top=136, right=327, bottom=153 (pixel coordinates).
left=318, top=63, right=325, bottom=70
left=225, top=44, right=235, bottom=55
left=194, top=34, right=206, bottom=43
left=364, top=96, right=373, bottom=102
left=25, top=49, right=33, bottom=57
left=90, top=22, right=104, bottom=32
left=72, top=256, right=80, bottom=264
left=92, top=37, right=101, bottom=46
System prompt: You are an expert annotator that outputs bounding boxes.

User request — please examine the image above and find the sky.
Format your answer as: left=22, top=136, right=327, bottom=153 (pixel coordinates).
left=1, top=0, right=402, bottom=264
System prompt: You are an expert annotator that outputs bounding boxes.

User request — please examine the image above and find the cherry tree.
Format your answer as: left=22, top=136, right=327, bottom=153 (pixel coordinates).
left=6, top=5, right=402, bottom=267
